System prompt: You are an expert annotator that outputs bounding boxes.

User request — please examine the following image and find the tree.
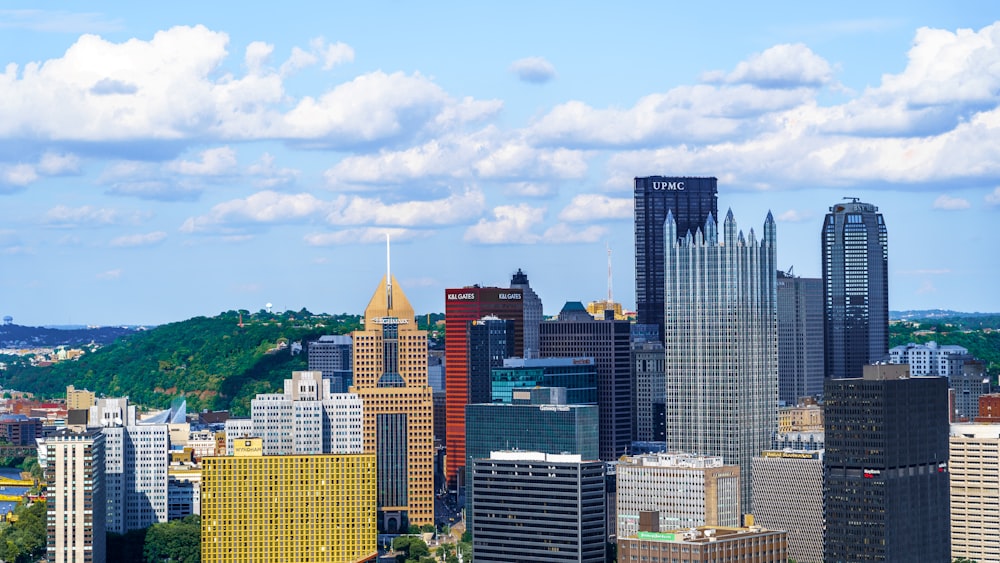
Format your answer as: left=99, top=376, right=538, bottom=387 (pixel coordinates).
left=143, top=514, right=200, bottom=563
left=392, top=536, right=431, bottom=563
left=0, top=501, right=47, bottom=563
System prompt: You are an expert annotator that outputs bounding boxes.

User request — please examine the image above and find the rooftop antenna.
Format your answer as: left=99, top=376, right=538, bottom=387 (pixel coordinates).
left=385, top=233, right=392, bottom=311
left=843, top=196, right=861, bottom=203
left=606, top=242, right=614, bottom=309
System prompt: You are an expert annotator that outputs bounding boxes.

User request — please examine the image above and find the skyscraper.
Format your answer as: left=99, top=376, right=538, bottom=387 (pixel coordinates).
left=541, top=301, right=632, bottom=461
left=664, top=209, right=777, bottom=511
left=776, top=270, right=824, bottom=404
left=444, top=286, right=524, bottom=489
left=467, top=317, right=516, bottom=406
left=634, top=176, right=718, bottom=342
left=45, top=428, right=106, bottom=563
left=351, top=270, right=435, bottom=533
left=822, top=198, right=888, bottom=379
left=307, top=335, right=353, bottom=392
left=751, top=450, right=824, bottom=563
left=823, top=364, right=950, bottom=562
left=509, top=268, right=543, bottom=358
left=470, top=451, right=606, bottom=563
left=950, top=423, right=1000, bottom=563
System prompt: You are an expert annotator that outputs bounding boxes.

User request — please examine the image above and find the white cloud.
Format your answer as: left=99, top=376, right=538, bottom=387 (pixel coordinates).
left=932, top=194, right=970, bottom=210
left=705, top=44, right=834, bottom=88
left=325, top=189, right=485, bottom=227
left=44, top=205, right=145, bottom=228
left=503, top=182, right=556, bottom=198
left=311, top=38, right=354, bottom=70
left=464, top=204, right=545, bottom=244
left=109, top=231, right=166, bottom=247
left=986, top=187, right=1000, bottom=206
left=304, top=227, right=429, bottom=246
left=37, top=152, right=81, bottom=175
left=509, top=57, right=556, bottom=84
left=541, top=223, right=608, bottom=243
left=181, top=191, right=327, bottom=233
left=0, top=164, right=38, bottom=186
left=247, top=153, right=299, bottom=188
left=558, top=194, right=632, bottom=222
left=96, top=268, right=122, bottom=280
left=776, top=209, right=814, bottom=222
left=167, top=147, right=238, bottom=176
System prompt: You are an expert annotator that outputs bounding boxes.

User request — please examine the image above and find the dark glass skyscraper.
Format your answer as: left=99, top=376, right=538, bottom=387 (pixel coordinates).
left=822, top=199, right=888, bottom=379
left=777, top=270, right=824, bottom=404
left=823, top=365, right=950, bottom=562
left=634, top=176, right=718, bottom=341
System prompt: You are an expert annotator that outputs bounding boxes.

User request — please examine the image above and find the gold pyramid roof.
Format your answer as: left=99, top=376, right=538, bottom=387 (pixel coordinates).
left=363, top=275, right=416, bottom=329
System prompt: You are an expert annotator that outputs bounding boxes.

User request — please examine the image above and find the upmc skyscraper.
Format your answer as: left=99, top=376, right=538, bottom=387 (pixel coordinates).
left=634, top=177, right=718, bottom=341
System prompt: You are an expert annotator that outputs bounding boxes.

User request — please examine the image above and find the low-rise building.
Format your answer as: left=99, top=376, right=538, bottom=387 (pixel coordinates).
left=618, top=523, right=788, bottom=563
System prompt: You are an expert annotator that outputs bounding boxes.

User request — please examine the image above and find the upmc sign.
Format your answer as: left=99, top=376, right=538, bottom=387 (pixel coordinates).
left=651, top=181, right=685, bottom=191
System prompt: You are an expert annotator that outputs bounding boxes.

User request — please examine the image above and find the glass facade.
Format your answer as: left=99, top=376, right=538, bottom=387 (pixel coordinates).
left=776, top=271, right=824, bottom=405
left=822, top=200, right=889, bottom=379
left=664, top=209, right=778, bottom=512
left=490, top=363, right=598, bottom=405
left=634, top=176, right=718, bottom=342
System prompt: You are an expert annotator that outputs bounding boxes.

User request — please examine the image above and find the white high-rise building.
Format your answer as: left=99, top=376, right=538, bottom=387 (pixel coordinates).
left=616, top=452, right=740, bottom=539
left=225, top=371, right=363, bottom=456
left=45, top=428, right=106, bottom=563
left=664, top=209, right=778, bottom=511
left=950, top=423, right=1000, bottom=563
left=890, top=341, right=969, bottom=377
left=89, top=397, right=169, bottom=534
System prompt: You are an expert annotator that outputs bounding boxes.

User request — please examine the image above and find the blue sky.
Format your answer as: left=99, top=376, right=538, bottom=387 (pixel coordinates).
left=0, top=2, right=998, bottom=325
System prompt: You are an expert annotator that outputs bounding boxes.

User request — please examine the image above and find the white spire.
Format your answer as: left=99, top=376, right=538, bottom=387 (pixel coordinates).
left=386, top=233, right=392, bottom=310
left=606, top=242, right=613, bottom=305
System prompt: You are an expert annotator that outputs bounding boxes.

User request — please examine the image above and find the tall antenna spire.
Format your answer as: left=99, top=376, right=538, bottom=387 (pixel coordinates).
left=386, top=233, right=393, bottom=311
left=606, top=242, right=613, bottom=306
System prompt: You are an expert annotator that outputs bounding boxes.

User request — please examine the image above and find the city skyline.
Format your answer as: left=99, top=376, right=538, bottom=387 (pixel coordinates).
left=1, top=3, right=998, bottom=326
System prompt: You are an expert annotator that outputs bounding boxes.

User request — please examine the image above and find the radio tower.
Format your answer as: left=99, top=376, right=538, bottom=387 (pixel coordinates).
left=606, top=242, right=614, bottom=314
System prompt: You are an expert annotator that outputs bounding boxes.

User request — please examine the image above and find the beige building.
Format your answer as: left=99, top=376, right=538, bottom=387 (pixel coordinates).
left=65, top=385, right=95, bottom=411
left=751, top=450, right=824, bottom=563
left=778, top=404, right=823, bottom=432
left=351, top=273, right=435, bottom=532
left=951, top=423, right=1000, bottom=563
left=45, top=428, right=105, bottom=563
left=618, top=523, right=788, bottom=563
left=616, top=452, right=740, bottom=539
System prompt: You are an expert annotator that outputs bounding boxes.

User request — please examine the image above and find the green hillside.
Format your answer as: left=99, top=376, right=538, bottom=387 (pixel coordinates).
left=890, top=316, right=1000, bottom=375
left=0, top=310, right=364, bottom=416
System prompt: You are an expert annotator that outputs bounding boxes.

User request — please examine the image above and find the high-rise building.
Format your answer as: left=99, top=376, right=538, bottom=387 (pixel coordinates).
left=470, top=451, right=605, bottom=563
left=822, top=199, right=888, bottom=379
left=889, top=341, right=969, bottom=377
left=541, top=302, right=632, bottom=461
left=490, top=357, right=598, bottom=405
left=664, top=209, right=777, bottom=510
left=951, top=361, right=989, bottom=422
left=824, top=364, right=950, bottom=562
left=751, top=450, right=824, bottom=563
left=223, top=371, right=363, bottom=456
left=307, top=335, right=353, bottom=392
left=950, top=423, right=1000, bottom=563
left=89, top=397, right=169, bottom=534
left=45, top=428, right=106, bottom=563
left=463, top=390, right=599, bottom=531
left=776, top=270, right=824, bottom=404
left=201, top=437, right=377, bottom=563
left=634, top=176, right=718, bottom=342
left=352, top=272, right=435, bottom=532
left=616, top=453, right=740, bottom=539
left=444, top=286, right=524, bottom=488
left=65, top=385, right=96, bottom=411
left=632, top=338, right=665, bottom=443
left=509, top=268, right=543, bottom=359
left=467, top=317, right=516, bottom=406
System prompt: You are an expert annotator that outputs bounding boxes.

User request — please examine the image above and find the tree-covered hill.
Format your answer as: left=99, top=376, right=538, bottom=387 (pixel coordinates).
left=890, top=314, right=1000, bottom=375
left=0, top=310, right=364, bottom=416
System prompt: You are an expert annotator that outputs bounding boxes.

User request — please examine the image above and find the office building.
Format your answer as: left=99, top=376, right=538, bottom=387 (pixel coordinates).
left=778, top=402, right=823, bottom=432
left=616, top=453, right=740, bottom=539
left=751, top=450, right=824, bottom=563
left=824, top=364, right=950, bottom=562
left=632, top=338, right=665, bottom=443
left=470, top=451, right=605, bottom=563
left=201, top=437, right=376, bottom=563
left=45, top=428, right=106, bottom=563
left=0, top=414, right=42, bottom=446
left=618, top=524, right=787, bottom=563
left=65, top=385, right=96, bottom=411
left=224, top=371, right=363, bottom=456
left=468, top=316, right=516, bottom=405
left=541, top=301, right=632, bottom=461
left=307, top=335, right=353, bottom=392
left=89, top=397, right=169, bottom=534
left=951, top=362, right=989, bottom=422
left=352, top=272, right=435, bottom=532
left=773, top=431, right=824, bottom=452
left=950, top=423, right=1000, bottom=563
left=634, top=176, right=718, bottom=342
left=776, top=270, right=824, bottom=404
left=510, top=268, right=543, bottom=359
left=167, top=465, right=201, bottom=520
left=822, top=199, right=889, bottom=379
left=444, top=285, right=524, bottom=488
left=889, top=341, right=970, bottom=377
left=664, top=209, right=778, bottom=510
left=490, top=357, right=598, bottom=405
left=464, top=392, right=599, bottom=529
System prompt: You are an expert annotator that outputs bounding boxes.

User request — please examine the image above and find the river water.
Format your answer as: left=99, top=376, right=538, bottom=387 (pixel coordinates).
left=0, top=468, right=30, bottom=516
